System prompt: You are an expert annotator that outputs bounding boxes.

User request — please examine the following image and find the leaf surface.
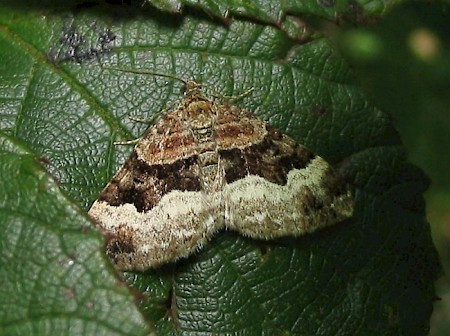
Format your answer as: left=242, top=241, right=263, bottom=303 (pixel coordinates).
left=0, top=135, right=153, bottom=335
left=0, top=1, right=439, bottom=335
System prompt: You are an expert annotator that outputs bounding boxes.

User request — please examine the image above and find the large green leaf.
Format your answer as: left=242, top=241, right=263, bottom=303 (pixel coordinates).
left=0, top=1, right=439, bottom=335
left=0, top=135, right=152, bottom=335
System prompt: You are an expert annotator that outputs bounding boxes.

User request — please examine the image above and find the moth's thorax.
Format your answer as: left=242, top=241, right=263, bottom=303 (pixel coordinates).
left=136, top=98, right=269, bottom=166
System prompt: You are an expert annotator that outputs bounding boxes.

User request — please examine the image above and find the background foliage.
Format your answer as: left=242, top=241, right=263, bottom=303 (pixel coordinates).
left=335, top=2, right=450, bottom=335
left=0, top=0, right=444, bottom=335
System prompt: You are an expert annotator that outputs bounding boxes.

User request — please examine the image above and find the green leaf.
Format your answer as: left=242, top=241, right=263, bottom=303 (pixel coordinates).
left=144, top=0, right=405, bottom=23
left=0, top=1, right=440, bottom=335
left=0, top=135, right=153, bottom=335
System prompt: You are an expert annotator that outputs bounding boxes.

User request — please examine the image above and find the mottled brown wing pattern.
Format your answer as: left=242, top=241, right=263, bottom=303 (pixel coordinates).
left=89, top=80, right=354, bottom=271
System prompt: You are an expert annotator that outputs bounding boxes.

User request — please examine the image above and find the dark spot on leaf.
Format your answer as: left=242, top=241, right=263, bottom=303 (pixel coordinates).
left=318, top=0, right=336, bottom=8
left=85, top=301, right=95, bottom=309
left=79, top=225, right=91, bottom=233
left=64, top=287, right=76, bottom=299
left=47, top=18, right=116, bottom=63
left=312, top=105, right=328, bottom=116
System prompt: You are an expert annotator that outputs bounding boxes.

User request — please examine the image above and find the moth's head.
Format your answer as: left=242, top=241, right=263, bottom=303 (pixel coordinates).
left=182, top=80, right=203, bottom=98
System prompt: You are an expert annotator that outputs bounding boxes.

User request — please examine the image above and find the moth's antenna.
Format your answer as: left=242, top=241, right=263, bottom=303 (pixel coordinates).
left=102, top=66, right=188, bottom=85
left=102, top=66, right=251, bottom=100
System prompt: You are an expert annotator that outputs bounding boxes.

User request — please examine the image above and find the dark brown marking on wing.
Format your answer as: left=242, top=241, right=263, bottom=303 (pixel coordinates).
left=220, top=126, right=316, bottom=185
left=106, top=225, right=136, bottom=265
left=99, top=152, right=201, bottom=212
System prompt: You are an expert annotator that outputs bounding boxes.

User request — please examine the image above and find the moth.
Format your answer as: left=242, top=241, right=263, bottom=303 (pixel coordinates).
left=89, top=71, right=354, bottom=271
